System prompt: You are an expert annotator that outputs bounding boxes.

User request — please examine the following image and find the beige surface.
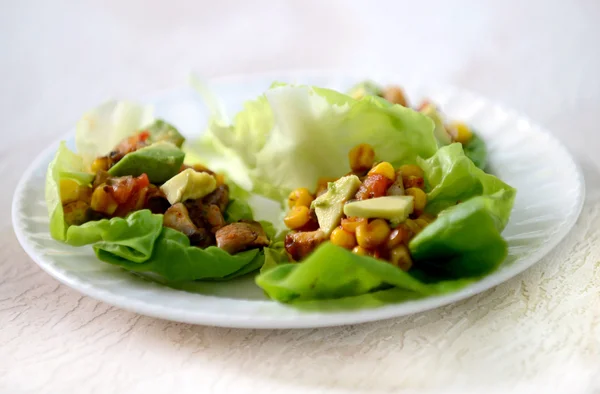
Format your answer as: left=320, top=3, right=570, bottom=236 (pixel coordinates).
left=2, top=1, right=600, bottom=393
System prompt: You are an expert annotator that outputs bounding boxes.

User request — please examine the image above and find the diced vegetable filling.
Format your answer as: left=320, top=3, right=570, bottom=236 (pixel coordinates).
left=283, top=143, right=437, bottom=271
left=60, top=128, right=269, bottom=255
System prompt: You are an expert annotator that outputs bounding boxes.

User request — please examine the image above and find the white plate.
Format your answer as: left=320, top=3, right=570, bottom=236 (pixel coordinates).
left=12, top=71, right=585, bottom=329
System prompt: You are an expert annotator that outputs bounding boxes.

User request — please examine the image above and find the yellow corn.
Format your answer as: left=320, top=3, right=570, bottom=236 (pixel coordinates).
left=386, top=225, right=411, bottom=249
left=414, top=218, right=430, bottom=229
left=215, top=173, right=226, bottom=186
left=368, top=162, right=396, bottom=181
left=382, top=86, right=408, bottom=107
left=60, top=179, right=92, bottom=204
left=404, top=219, right=422, bottom=235
left=191, top=163, right=211, bottom=172
left=341, top=217, right=367, bottom=233
left=283, top=205, right=311, bottom=229
left=90, top=186, right=118, bottom=215
left=399, top=164, right=423, bottom=179
left=348, top=143, right=375, bottom=172
left=330, top=227, right=357, bottom=249
left=287, top=188, right=314, bottom=209
left=91, top=157, right=110, bottom=173
left=63, top=201, right=90, bottom=226
left=60, top=179, right=80, bottom=204
left=449, top=122, right=473, bottom=144
left=418, top=213, right=436, bottom=223
left=389, top=245, right=413, bottom=271
left=352, top=245, right=369, bottom=256
left=405, top=187, right=427, bottom=214
left=356, top=219, right=391, bottom=249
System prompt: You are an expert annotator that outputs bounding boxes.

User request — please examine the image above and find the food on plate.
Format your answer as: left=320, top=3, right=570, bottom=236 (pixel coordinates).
left=45, top=79, right=515, bottom=309
left=46, top=101, right=273, bottom=281
left=349, top=81, right=488, bottom=169
left=193, top=83, right=516, bottom=304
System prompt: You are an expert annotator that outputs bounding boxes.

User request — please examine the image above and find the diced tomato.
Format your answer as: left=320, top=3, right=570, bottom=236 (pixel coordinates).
left=355, top=174, right=392, bottom=200
left=107, top=173, right=151, bottom=209
left=109, top=177, right=135, bottom=204
left=115, top=131, right=150, bottom=156
left=138, top=131, right=150, bottom=142
left=136, top=173, right=150, bottom=189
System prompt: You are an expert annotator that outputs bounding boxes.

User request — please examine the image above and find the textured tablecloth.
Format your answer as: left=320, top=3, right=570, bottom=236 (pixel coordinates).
left=2, top=1, right=599, bottom=393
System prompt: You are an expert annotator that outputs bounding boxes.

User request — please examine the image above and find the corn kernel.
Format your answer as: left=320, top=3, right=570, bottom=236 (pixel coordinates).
left=191, top=163, right=211, bottom=173
left=399, top=164, right=423, bottom=179
left=288, top=188, right=314, bottom=209
left=341, top=217, right=367, bottom=233
left=348, top=143, right=375, bottom=172
left=60, top=179, right=92, bottom=204
left=368, top=162, right=396, bottom=181
left=418, top=213, right=436, bottom=223
left=352, top=245, right=369, bottom=256
left=356, top=219, right=391, bottom=249
left=91, top=157, right=110, bottom=173
left=90, top=186, right=118, bottom=215
left=382, top=86, right=408, bottom=107
left=284, top=205, right=311, bottom=229
left=389, top=245, right=413, bottom=271
left=405, top=187, right=427, bottom=214
left=449, top=122, right=473, bottom=144
left=330, top=227, right=357, bottom=249
left=404, top=219, right=422, bottom=235
left=415, top=218, right=429, bottom=229
left=215, top=173, right=226, bottom=186
left=60, top=179, right=80, bottom=204
left=386, top=225, right=411, bottom=249
left=63, top=201, right=90, bottom=226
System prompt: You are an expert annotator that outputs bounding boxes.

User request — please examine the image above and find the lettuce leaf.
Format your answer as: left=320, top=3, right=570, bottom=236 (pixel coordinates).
left=95, top=227, right=262, bottom=281
left=260, top=243, right=288, bottom=274
left=45, top=142, right=94, bottom=241
left=256, top=143, right=515, bottom=304
left=408, top=143, right=515, bottom=278
left=256, top=242, right=474, bottom=302
left=408, top=190, right=512, bottom=279
left=418, top=143, right=513, bottom=217
left=76, top=100, right=155, bottom=168
left=193, top=84, right=437, bottom=204
left=59, top=209, right=265, bottom=281
left=65, top=210, right=163, bottom=262
left=464, top=133, right=488, bottom=170
left=223, top=199, right=254, bottom=222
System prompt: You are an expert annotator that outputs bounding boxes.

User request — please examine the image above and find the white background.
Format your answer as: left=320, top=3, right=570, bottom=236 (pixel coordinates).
left=2, top=1, right=600, bottom=393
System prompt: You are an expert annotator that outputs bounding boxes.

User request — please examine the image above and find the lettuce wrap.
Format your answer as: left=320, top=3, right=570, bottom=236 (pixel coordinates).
left=194, top=85, right=515, bottom=304
left=191, top=84, right=438, bottom=205
left=46, top=101, right=269, bottom=281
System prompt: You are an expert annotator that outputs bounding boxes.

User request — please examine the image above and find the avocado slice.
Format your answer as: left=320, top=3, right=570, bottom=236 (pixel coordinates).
left=343, top=196, right=414, bottom=225
left=108, top=141, right=185, bottom=184
left=146, top=120, right=185, bottom=148
left=311, top=175, right=362, bottom=236
left=160, top=168, right=217, bottom=204
left=420, top=103, right=452, bottom=146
